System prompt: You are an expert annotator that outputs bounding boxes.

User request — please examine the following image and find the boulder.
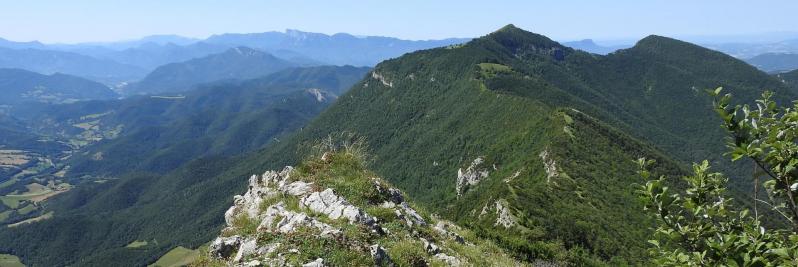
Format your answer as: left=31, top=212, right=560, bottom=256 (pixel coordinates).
left=398, top=202, right=426, bottom=227
left=434, top=253, right=461, bottom=266
left=370, top=245, right=393, bottom=266
left=433, top=221, right=466, bottom=244
left=242, top=259, right=262, bottom=267
left=257, top=202, right=339, bottom=235
left=301, top=188, right=374, bottom=225
left=421, top=238, right=440, bottom=254
left=388, top=188, right=404, bottom=204
left=302, top=258, right=325, bottom=267
left=209, top=235, right=242, bottom=259
left=233, top=238, right=258, bottom=262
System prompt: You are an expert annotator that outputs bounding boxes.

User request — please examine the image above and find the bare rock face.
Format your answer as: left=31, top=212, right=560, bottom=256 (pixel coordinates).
left=539, top=149, right=559, bottom=184
left=210, top=166, right=388, bottom=265
left=371, top=71, right=394, bottom=88
left=494, top=200, right=517, bottom=228
left=224, top=167, right=299, bottom=226
left=456, top=157, right=490, bottom=196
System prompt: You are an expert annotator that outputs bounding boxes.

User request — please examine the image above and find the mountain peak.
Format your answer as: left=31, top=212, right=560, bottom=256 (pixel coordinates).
left=496, top=24, right=521, bottom=33
left=634, top=34, right=695, bottom=50
left=477, top=24, right=569, bottom=59
left=630, top=34, right=733, bottom=59
left=486, top=24, right=560, bottom=46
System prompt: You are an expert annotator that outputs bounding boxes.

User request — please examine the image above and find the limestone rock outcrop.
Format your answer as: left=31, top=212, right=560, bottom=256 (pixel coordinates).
left=206, top=155, right=521, bottom=266
left=456, top=157, right=490, bottom=196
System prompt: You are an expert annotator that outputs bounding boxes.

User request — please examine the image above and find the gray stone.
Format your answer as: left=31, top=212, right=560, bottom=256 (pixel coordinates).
left=433, top=221, right=466, bottom=244
left=388, top=188, right=404, bottom=204
left=494, top=200, right=516, bottom=228
left=456, top=157, right=489, bottom=196
left=209, top=235, right=242, bottom=259
left=257, top=202, right=339, bottom=235
left=434, top=253, right=461, bottom=266
left=370, top=245, right=393, bottom=266
left=398, top=202, right=426, bottom=227
left=241, top=259, right=262, bottom=267
left=300, top=188, right=374, bottom=225
left=539, top=149, right=559, bottom=184
left=420, top=238, right=440, bottom=254
left=302, top=258, right=325, bottom=267
left=282, top=181, right=314, bottom=196
left=233, top=238, right=258, bottom=262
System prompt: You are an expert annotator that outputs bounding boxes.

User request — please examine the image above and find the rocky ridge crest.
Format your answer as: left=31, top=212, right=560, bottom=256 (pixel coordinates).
left=203, top=152, right=522, bottom=266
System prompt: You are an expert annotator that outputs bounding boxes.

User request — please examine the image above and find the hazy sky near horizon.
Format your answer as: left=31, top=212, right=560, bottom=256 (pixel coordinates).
left=1, top=0, right=797, bottom=43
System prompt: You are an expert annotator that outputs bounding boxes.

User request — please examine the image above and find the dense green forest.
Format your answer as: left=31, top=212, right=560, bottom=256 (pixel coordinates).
left=0, top=66, right=369, bottom=266
left=245, top=25, right=795, bottom=264
left=1, top=25, right=795, bottom=266
left=776, top=69, right=798, bottom=90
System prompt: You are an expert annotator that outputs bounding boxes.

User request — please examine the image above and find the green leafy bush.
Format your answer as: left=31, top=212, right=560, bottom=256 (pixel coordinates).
left=638, top=89, right=798, bottom=266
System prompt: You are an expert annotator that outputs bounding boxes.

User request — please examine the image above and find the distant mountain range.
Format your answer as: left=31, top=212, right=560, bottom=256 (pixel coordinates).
left=0, top=68, right=116, bottom=105
left=744, top=52, right=798, bottom=73
left=124, top=47, right=301, bottom=95
left=203, top=29, right=470, bottom=66
left=0, top=30, right=469, bottom=86
left=5, top=30, right=798, bottom=87
left=0, top=47, right=146, bottom=84
left=561, top=39, right=630, bottom=54
left=67, top=42, right=230, bottom=71
left=703, top=38, right=798, bottom=58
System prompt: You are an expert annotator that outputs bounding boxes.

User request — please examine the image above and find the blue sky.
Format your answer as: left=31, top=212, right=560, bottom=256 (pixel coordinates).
left=1, top=0, right=797, bottom=43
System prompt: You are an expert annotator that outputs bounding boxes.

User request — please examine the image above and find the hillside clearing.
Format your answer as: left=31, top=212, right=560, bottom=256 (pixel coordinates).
left=148, top=246, right=199, bottom=267
left=7, top=211, right=53, bottom=228
left=0, top=254, right=24, bottom=267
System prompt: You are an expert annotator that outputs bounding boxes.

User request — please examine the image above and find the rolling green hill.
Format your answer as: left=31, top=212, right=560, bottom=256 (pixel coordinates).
left=0, top=68, right=117, bottom=105
left=745, top=52, right=798, bottom=73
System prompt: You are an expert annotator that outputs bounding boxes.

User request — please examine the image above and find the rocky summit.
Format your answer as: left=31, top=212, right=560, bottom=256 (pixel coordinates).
left=200, top=151, right=523, bottom=266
